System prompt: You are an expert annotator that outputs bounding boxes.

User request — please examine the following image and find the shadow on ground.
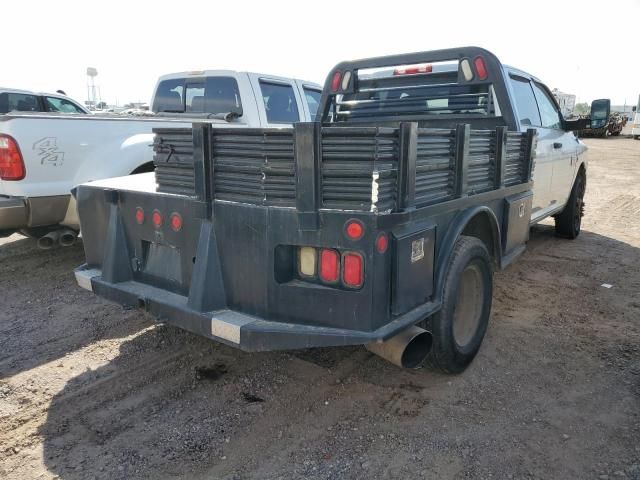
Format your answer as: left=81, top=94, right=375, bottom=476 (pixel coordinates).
left=0, top=236, right=152, bottom=379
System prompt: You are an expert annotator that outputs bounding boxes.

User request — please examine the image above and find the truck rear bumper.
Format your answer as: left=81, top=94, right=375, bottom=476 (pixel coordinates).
left=0, top=194, right=70, bottom=231
left=0, top=196, right=28, bottom=230
left=75, top=264, right=440, bottom=352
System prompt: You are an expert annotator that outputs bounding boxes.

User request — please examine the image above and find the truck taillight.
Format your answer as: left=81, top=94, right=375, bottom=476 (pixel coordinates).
left=320, top=249, right=340, bottom=283
left=331, top=71, right=342, bottom=92
left=394, top=63, right=433, bottom=76
left=0, top=134, right=25, bottom=181
left=170, top=212, right=182, bottom=232
left=460, top=58, right=474, bottom=81
left=135, top=207, right=145, bottom=224
left=375, top=233, right=388, bottom=253
left=152, top=210, right=163, bottom=228
left=345, top=220, right=364, bottom=240
left=342, top=253, right=363, bottom=288
left=473, top=56, right=488, bottom=80
left=298, top=247, right=317, bottom=277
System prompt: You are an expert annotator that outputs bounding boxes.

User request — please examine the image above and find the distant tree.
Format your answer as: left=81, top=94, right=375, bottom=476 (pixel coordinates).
left=573, top=102, right=590, bottom=115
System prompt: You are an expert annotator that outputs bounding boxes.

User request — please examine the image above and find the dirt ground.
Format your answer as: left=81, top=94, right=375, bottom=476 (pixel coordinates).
left=1, top=136, right=639, bottom=480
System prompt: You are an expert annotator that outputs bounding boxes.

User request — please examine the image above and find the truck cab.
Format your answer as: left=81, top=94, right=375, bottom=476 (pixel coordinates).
left=503, top=67, right=587, bottom=224
left=151, top=71, right=322, bottom=127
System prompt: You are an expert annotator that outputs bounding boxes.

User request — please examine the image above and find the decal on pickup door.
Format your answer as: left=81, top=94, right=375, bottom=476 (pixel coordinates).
left=33, top=137, right=65, bottom=166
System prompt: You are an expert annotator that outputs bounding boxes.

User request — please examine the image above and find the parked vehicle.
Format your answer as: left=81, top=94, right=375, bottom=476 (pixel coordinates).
left=0, top=72, right=321, bottom=245
left=574, top=99, right=627, bottom=138
left=0, top=88, right=89, bottom=115
left=74, top=47, right=595, bottom=373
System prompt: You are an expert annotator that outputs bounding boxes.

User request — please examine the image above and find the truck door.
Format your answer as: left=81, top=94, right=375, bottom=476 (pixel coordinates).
left=531, top=82, right=577, bottom=208
left=509, top=75, right=552, bottom=220
left=250, top=76, right=304, bottom=127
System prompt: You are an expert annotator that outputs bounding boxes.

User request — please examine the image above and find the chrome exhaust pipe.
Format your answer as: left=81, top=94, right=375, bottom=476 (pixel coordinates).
left=366, top=326, right=432, bottom=369
left=37, top=230, right=61, bottom=250
left=58, top=228, right=78, bottom=247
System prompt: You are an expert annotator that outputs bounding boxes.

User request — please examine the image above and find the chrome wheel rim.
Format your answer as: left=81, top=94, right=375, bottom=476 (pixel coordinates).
left=452, top=263, right=484, bottom=348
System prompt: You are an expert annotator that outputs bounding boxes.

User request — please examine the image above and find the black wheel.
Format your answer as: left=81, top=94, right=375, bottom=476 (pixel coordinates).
left=554, top=172, right=586, bottom=239
left=424, top=236, right=493, bottom=374
left=634, top=135, right=639, bottom=140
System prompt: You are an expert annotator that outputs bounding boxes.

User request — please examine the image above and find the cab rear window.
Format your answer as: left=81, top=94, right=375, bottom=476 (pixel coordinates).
left=0, top=93, right=40, bottom=114
left=153, top=77, right=242, bottom=115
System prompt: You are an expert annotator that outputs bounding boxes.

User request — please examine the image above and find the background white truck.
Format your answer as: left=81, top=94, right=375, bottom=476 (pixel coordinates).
left=0, top=72, right=321, bottom=246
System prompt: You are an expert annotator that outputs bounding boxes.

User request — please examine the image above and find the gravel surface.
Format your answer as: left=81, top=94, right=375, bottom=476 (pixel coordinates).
left=1, top=137, right=639, bottom=479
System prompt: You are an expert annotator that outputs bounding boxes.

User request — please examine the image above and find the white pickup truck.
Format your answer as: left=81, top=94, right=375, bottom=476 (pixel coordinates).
left=0, top=72, right=322, bottom=246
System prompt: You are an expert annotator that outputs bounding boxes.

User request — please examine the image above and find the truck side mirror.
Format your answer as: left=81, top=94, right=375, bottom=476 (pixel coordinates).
left=590, top=99, right=610, bottom=129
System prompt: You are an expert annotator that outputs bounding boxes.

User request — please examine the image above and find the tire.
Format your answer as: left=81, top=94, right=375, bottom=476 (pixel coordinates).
left=634, top=135, right=639, bottom=140
left=554, top=171, right=586, bottom=239
left=424, top=236, right=493, bottom=374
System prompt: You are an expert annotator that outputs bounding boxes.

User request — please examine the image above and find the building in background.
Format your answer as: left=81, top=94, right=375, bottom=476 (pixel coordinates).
left=552, top=88, right=576, bottom=117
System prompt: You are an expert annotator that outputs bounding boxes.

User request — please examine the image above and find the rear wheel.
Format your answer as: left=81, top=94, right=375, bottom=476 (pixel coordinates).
left=424, top=236, right=493, bottom=374
left=554, top=172, right=585, bottom=239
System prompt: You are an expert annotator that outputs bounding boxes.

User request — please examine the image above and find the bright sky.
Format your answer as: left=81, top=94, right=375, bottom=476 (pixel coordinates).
left=5, top=0, right=640, bottom=107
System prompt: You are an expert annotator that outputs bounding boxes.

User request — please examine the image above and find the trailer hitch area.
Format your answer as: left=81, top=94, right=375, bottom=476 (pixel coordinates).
left=366, top=326, right=432, bottom=369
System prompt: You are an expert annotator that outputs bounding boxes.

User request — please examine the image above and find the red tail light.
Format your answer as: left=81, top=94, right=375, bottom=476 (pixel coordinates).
left=135, top=207, right=145, bottom=224
left=319, top=249, right=339, bottom=283
left=152, top=210, right=163, bottom=228
left=394, top=64, right=433, bottom=76
left=331, top=71, right=342, bottom=92
left=0, top=134, right=25, bottom=180
left=375, top=233, right=388, bottom=253
left=170, top=212, right=182, bottom=232
left=345, top=220, right=364, bottom=240
left=473, top=56, right=488, bottom=80
left=342, top=253, right=363, bottom=288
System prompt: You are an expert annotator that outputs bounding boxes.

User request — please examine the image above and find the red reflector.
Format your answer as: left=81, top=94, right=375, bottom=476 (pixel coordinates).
left=342, top=253, right=363, bottom=287
left=394, top=64, right=433, bottom=76
left=320, top=249, right=339, bottom=283
left=473, top=56, right=488, bottom=80
left=331, top=71, right=342, bottom=92
left=135, top=207, right=145, bottom=224
left=152, top=210, right=163, bottom=228
left=0, top=134, right=25, bottom=181
left=170, top=212, right=182, bottom=232
left=376, top=233, right=388, bottom=253
left=345, top=220, right=364, bottom=240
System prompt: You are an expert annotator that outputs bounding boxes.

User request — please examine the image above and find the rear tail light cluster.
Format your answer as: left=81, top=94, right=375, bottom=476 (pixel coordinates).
left=298, top=247, right=364, bottom=288
left=0, top=134, right=25, bottom=181
left=459, top=55, right=488, bottom=81
left=135, top=208, right=182, bottom=232
left=330, top=70, right=353, bottom=92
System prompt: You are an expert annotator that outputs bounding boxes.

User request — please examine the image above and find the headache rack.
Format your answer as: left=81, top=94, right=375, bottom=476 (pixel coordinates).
left=153, top=122, right=535, bottom=221
left=316, top=46, right=518, bottom=128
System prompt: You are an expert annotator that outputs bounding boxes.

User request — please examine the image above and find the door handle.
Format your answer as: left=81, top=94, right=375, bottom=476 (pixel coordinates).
left=553, top=142, right=562, bottom=149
